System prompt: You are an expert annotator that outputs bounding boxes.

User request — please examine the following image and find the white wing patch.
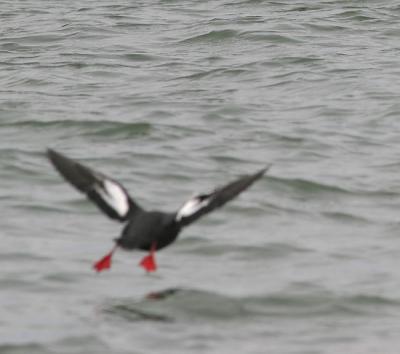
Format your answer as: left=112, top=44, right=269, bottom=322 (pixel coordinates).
left=176, top=196, right=210, bottom=221
left=95, top=179, right=130, bottom=218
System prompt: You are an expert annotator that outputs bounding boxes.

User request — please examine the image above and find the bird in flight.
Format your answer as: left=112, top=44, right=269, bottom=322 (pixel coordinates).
left=47, top=149, right=269, bottom=273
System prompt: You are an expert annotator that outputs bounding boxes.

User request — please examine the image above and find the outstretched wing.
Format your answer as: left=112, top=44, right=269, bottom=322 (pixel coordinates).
left=47, top=149, right=141, bottom=222
left=176, top=166, right=269, bottom=227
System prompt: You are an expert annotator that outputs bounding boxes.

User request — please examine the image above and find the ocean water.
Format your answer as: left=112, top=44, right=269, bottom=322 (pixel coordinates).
left=1, top=1, right=400, bottom=353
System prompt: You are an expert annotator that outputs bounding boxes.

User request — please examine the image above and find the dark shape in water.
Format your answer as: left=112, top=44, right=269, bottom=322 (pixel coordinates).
left=146, top=288, right=181, bottom=300
left=47, top=149, right=269, bottom=273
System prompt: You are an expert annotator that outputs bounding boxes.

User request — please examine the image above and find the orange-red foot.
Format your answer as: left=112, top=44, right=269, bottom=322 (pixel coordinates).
left=139, top=243, right=157, bottom=273
left=93, top=245, right=117, bottom=272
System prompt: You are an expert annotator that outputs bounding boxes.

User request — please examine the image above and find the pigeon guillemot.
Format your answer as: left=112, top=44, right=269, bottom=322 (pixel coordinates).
left=47, top=149, right=269, bottom=273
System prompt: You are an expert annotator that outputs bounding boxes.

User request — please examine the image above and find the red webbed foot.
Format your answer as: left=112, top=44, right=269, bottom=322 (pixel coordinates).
left=93, top=245, right=117, bottom=272
left=139, top=242, right=157, bottom=273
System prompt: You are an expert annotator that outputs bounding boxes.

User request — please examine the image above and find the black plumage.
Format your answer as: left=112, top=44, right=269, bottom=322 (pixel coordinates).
left=47, top=149, right=269, bottom=272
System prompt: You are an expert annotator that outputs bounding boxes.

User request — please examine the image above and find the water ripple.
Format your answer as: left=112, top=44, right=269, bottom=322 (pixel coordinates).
left=0, top=120, right=152, bottom=138
left=104, top=288, right=400, bottom=323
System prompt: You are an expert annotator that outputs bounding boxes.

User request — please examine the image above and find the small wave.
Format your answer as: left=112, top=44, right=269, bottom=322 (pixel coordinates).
left=179, top=29, right=239, bottom=44
left=264, top=56, right=324, bottom=67
left=268, top=176, right=399, bottom=199
left=122, top=53, right=157, bottom=62
left=177, top=241, right=312, bottom=260
left=236, top=15, right=265, bottom=24
left=336, top=10, right=377, bottom=22
left=306, top=23, right=349, bottom=32
left=249, top=293, right=400, bottom=318
left=104, top=288, right=248, bottom=322
left=174, top=67, right=252, bottom=82
left=175, top=68, right=222, bottom=80
left=0, top=252, right=50, bottom=263
left=286, top=5, right=323, bottom=12
left=322, top=211, right=371, bottom=224
left=1, top=34, right=63, bottom=45
left=0, top=343, right=47, bottom=354
left=240, top=31, right=301, bottom=43
left=104, top=288, right=400, bottom=323
left=0, top=120, right=151, bottom=139
left=267, top=176, right=350, bottom=195
left=12, top=204, right=72, bottom=215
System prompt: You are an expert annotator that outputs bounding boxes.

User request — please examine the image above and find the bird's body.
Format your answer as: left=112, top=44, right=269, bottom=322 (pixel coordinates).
left=118, top=211, right=180, bottom=251
left=47, top=148, right=269, bottom=272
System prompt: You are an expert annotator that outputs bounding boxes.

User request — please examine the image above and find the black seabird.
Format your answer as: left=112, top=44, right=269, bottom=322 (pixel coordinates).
left=47, top=149, right=269, bottom=273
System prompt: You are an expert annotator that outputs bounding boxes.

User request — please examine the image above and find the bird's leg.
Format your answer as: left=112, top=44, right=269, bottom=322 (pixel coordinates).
left=139, top=242, right=157, bottom=273
left=93, top=244, right=118, bottom=272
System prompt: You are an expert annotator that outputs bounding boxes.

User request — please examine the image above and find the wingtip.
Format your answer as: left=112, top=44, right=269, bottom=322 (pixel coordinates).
left=46, top=148, right=68, bottom=165
left=46, top=147, right=57, bottom=159
left=259, top=164, right=272, bottom=176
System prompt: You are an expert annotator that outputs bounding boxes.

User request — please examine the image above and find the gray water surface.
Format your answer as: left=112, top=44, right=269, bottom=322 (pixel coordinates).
left=1, top=1, right=400, bottom=353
